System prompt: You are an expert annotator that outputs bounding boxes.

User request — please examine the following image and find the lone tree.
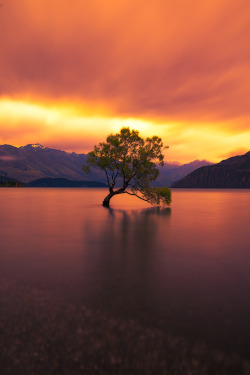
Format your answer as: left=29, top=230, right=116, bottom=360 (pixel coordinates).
left=82, top=127, right=171, bottom=207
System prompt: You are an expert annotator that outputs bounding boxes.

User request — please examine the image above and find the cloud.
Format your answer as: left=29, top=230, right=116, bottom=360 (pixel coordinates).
left=0, top=98, right=166, bottom=154
left=1, top=0, right=250, bottom=162
left=1, top=0, right=250, bottom=124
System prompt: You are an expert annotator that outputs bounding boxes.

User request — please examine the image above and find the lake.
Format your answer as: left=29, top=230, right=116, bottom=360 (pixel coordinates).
left=1, top=188, right=250, bottom=366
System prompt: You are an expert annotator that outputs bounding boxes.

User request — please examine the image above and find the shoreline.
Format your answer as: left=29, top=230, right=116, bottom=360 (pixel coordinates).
left=1, top=282, right=249, bottom=375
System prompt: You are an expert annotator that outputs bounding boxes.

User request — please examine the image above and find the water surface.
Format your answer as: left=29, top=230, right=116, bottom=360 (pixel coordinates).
left=1, top=188, right=250, bottom=357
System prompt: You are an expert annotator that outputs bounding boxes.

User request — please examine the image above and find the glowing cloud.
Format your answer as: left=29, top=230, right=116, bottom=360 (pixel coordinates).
left=1, top=0, right=250, bottom=162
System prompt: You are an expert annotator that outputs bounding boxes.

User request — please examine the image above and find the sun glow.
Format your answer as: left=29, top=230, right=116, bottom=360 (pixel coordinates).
left=1, top=97, right=250, bottom=162
left=0, top=98, right=62, bottom=123
left=0, top=98, right=168, bottom=154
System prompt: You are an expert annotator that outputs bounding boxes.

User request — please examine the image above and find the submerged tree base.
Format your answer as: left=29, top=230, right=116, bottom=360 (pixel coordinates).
left=103, top=193, right=114, bottom=207
left=103, top=199, right=110, bottom=207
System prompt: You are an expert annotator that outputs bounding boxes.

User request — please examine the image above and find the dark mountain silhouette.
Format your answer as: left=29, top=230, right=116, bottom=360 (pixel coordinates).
left=28, top=178, right=107, bottom=188
left=0, top=174, right=25, bottom=187
left=0, top=175, right=15, bottom=184
left=172, top=152, right=250, bottom=188
left=0, top=143, right=212, bottom=187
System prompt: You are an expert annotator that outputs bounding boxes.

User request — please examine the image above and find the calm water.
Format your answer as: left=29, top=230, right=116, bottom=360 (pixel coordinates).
left=1, top=188, right=250, bottom=356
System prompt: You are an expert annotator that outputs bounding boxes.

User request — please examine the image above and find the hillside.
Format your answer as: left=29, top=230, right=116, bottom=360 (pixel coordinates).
left=0, top=175, right=25, bottom=187
left=28, top=178, right=107, bottom=188
left=172, top=152, right=250, bottom=188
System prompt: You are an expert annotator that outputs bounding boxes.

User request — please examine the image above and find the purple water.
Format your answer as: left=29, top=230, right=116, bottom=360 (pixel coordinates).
left=1, top=188, right=250, bottom=357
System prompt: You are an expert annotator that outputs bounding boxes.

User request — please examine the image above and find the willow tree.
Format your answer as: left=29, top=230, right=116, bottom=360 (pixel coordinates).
left=82, top=127, right=171, bottom=207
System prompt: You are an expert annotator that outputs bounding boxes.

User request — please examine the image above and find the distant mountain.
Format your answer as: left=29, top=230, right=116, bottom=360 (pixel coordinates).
left=152, top=160, right=213, bottom=187
left=28, top=178, right=107, bottom=188
left=0, top=143, right=212, bottom=187
left=0, top=144, right=105, bottom=183
left=172, top=152, right=250, bottom=188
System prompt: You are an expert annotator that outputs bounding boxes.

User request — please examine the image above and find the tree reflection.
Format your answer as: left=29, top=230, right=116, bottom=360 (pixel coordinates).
left=82, top=207, right=171, bottom=317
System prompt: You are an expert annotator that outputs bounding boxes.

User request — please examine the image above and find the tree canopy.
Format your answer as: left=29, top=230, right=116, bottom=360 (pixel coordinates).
left=82, top=127, right=171, bottom=207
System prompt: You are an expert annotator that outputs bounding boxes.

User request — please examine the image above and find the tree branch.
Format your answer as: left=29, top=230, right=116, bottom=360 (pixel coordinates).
left=125, top=160, right=141, bottom=185
left=124, top=191, right=150, bottom=202
left=111, top=168, right=119, bottom=188
left=104, top=168, right=111, bottom=188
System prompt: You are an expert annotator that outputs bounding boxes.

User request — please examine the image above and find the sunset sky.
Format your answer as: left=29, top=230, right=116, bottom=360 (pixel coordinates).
left=1, top=0, right=250, bottom=163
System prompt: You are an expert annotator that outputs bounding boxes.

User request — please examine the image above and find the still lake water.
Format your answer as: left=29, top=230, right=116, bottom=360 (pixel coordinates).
left=1, top=188, right=250, bottom=357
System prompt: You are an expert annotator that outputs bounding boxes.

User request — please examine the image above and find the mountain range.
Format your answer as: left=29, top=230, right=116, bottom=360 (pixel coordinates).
left=172, top=151, right=250, bottom=188
left=0, top=143, right=212, bottom=187
left=0, top=144, right=103, bottom=183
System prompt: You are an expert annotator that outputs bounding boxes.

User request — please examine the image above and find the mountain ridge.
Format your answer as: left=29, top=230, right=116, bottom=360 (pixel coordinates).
left=172, top=151, right=250, bottom=188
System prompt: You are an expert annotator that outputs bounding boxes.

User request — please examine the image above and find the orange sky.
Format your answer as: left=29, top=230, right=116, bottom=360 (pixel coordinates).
left=0, top=0, right=250, bottom=163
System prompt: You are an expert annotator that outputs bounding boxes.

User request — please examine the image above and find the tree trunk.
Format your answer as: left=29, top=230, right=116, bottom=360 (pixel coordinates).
left=102, top=192, right=114, bottom=207
left=102, top=188, right=126, bottom=207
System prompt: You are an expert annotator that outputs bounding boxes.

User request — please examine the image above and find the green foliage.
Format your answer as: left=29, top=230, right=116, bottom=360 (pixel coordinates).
left=82, top=127, right=171, bottom=206
left=140, top=187, right=172, bottom=206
